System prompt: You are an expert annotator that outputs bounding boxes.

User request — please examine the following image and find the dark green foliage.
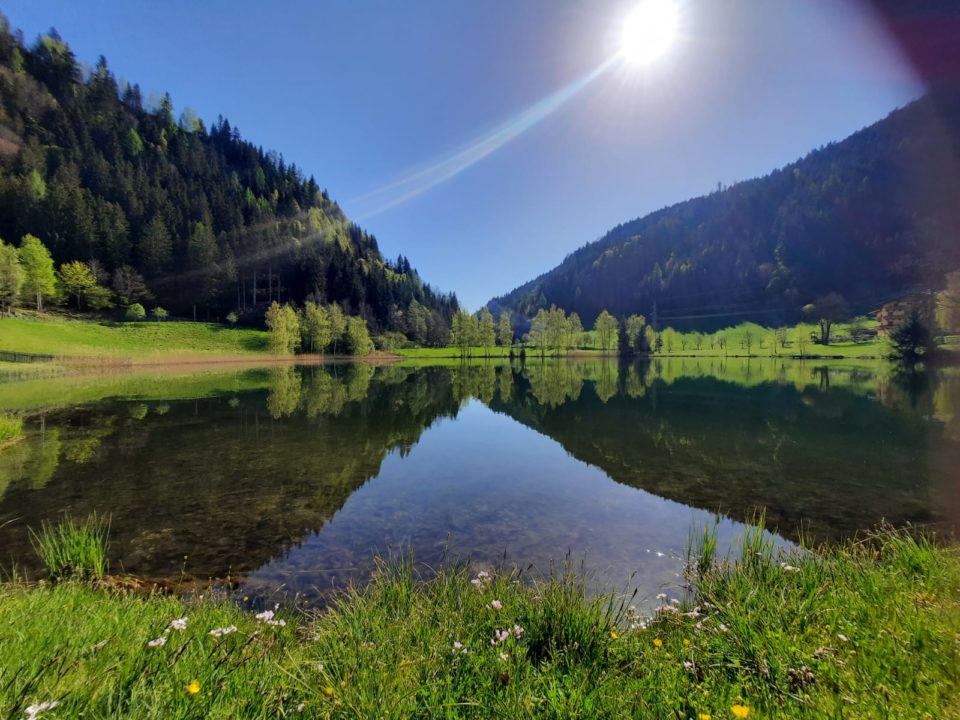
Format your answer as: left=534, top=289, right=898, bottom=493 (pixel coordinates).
left=490, top=91, right=960, bottom=330
left=0, top=15, right=456, bottom=337
left=617, top=315, right=630, bottom=356
left=888, top=311, right=935, bottom=365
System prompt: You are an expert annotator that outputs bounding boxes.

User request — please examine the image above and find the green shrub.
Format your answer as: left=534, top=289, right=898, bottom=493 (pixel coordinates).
left=125, top=303, right=146, bottom=321
left=151, top=306, right=168, bottom=321
left=29, top=513, right=110, bottom=581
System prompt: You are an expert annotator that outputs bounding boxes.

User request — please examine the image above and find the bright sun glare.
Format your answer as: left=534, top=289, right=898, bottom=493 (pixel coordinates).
left=620, top=0, right=680, bottom=67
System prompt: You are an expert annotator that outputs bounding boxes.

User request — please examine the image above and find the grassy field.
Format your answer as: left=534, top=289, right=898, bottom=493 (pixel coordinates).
left=1, top=525, right=957, bottom=718
left=0, top=315, right=269, bottom=359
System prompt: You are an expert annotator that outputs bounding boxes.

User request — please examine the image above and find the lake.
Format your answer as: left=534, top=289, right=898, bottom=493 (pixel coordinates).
left=1, top=358, right=957, bottom=607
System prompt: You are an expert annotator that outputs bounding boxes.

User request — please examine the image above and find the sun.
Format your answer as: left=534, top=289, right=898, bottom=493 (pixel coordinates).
left=620, top=0, right=680, bottom=67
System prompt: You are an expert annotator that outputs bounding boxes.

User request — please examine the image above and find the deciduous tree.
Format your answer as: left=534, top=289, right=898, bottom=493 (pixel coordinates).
left=593, top=310, right=618, bottom=353
left=265, top=301, right=300, bottom=354
left=18, top=234, right=56, bottom=310
left=0, top=239, right=24, bottom=312
left=497, top=311, right=513, bottom=348
left=478, top=307, right=496, bottom=356
left=344, top=316, right=374, bottom=356
left=802, top=292, right=850, bottom=346
left=301, top=301, right=333, bottom=353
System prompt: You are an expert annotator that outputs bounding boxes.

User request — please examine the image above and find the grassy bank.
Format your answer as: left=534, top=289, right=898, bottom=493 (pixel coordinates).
left=0, top=411, right=23, bottom=447
left=0, top=315, right=269, bottom=359
left=1, top=526, right=957, bottom=718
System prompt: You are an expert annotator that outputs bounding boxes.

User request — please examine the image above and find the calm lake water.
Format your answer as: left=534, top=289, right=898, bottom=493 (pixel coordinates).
left=1, top=359, right=957, bottom=606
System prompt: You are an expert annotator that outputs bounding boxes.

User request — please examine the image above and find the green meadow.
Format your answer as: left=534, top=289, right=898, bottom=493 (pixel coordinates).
left=0, top=316, right=269, bottom=359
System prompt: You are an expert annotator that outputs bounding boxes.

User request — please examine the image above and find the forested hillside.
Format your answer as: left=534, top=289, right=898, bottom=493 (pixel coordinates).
left=0, top=15, right=457, bottom=342
left=489, top=90, right=960, bottom=330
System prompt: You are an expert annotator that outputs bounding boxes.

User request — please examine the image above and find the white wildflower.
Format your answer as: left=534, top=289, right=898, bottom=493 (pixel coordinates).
left=168, top=617, right=188, bottom=631
left=683, top=660, right=695, bottom=672
left=146, top=636, right=168, bottom=648
left=451, top=641, right=467, bottom=654
left=656, top=593, right=668, bottom=600
left=780, top=562, right=800, bottom=573
left=491, top=629, right=510, bottom=645
left=255, top=610, right=275, bottom=622
left=24, top=701, right=59, bottom=719
left=471, top=570, right=492, bottom=588
left=837, top=633, right=849, bottom=642
left=498, top=652, right=509, bottom=662
left=208, top=625, right=238, bottom=638
left=670, top=598, right=681, bottom=606
left=512, top=625, right=524, bottom=639
left=489, top=600, right=503, bottom=610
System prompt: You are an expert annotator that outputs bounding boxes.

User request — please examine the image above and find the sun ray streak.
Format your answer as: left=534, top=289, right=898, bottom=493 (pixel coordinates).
left=352, top=55, right=620, bottom=218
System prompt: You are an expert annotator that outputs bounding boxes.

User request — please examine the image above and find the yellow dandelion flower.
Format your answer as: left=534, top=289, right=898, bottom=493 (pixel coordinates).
left=698, top=714, right=711, bottom=720
left=242, top=596, right=249, bottom=602
left=322, top=686, right=335, bottom=698
left=610, top=630, right=619, bottom=639
left=731, top=705, right=750, bottom=718
left=653, top=638, right=663, bottom=648
left=683, top=639, right=691, bottom=646
left=186, top=679, right=201, bottom=695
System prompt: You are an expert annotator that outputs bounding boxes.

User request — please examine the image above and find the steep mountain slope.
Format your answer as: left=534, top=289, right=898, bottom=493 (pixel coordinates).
left=489, top=90, right=960, bottom=329
left=0, top=16, right=457, bottom=341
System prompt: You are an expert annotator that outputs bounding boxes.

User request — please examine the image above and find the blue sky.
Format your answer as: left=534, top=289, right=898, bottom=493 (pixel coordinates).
left=5, top=1, right=923, bottom=309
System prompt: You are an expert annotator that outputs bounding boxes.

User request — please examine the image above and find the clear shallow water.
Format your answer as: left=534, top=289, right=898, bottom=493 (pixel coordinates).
left=0, top=359, right=957, bottom=606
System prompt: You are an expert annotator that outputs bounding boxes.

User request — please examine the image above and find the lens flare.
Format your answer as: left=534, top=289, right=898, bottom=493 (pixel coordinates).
left=352, top=56, right=619, bottom=218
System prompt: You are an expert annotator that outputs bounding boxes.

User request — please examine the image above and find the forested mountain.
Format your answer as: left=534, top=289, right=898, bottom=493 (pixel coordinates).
left=489, top=90, right=960, bottom=330
left=0, top=15, right=457, bottom=341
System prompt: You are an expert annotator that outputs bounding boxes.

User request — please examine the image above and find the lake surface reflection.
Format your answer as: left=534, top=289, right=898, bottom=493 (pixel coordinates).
left=0, top=359, right=957, bottom=606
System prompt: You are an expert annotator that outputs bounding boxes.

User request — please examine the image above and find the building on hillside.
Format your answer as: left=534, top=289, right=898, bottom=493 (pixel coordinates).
left=872, top=291, right=935, bottom=337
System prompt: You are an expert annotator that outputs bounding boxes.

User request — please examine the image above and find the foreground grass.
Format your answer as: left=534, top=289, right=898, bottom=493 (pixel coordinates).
left=0, top=316, right=268, bottom=359
left=1, top=527, right=957, bottom=718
